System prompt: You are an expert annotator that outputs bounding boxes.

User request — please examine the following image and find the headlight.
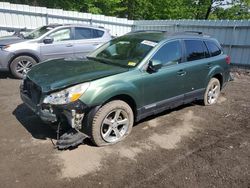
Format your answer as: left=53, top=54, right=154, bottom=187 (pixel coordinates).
left=43, top=82, right=90, bottom=105
left=0, top=45, right=11, bottom=50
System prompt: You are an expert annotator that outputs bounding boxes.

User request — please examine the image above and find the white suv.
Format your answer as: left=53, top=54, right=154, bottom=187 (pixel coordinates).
left=0, top=24, right=112, bottom=78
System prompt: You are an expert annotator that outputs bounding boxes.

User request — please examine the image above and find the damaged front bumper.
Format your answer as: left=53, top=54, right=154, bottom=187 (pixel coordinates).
left=20, top=81, right=91, bottom=149
left=20, top=89, right=88, bottom=130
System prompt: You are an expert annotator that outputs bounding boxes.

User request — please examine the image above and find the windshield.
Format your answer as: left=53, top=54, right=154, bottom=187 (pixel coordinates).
left=89, top=35, right=158, bottom=68
left=23, top=26, right=54, bottom=39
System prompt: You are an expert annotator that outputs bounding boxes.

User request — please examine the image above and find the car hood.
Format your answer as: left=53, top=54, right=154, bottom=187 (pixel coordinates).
left=0, top=36, right=27, bottom=46
left=27, top=58, right=129, bottom=93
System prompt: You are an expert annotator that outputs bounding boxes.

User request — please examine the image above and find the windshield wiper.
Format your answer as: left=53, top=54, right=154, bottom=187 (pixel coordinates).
left=87, top=56, right=109, bottom=64
left=86, top=56, right=128, bottom=68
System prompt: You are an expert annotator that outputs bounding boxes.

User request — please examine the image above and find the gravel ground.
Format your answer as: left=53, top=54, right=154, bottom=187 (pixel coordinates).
left=0, top=71, right=249, bottom=188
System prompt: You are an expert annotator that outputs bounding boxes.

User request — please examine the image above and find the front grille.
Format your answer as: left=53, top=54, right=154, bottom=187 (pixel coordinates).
left=23, top=78, right=42, bottom=104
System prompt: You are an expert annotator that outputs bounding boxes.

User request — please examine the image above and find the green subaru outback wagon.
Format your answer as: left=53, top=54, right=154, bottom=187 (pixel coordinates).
left=20, top=31, right=230, bottom=147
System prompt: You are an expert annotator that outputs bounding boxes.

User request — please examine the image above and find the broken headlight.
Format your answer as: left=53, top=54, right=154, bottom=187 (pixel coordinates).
left=43, top=82, right=90, bottom=105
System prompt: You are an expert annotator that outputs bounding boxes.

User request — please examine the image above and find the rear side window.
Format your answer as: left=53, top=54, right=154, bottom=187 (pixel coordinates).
left=93, top=29, right=104, bottom=38
left=205, top=41, right=222, bottom=57
left=75, top=27, right=92, bottom=39
left=74, top=27, right=105, bottom=40
left=184, top=40, right=208, bottom=61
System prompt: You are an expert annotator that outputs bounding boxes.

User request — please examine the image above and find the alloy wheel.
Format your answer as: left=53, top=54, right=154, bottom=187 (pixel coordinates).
left=16, top=60, right=33, bottom=75
left=101, top=109, right=129, bottom=143
left=207, top=82, right=220, bottom=104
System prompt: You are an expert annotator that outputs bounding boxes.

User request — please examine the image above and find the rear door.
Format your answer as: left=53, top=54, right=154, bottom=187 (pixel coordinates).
left=181, top=39, right=210, bottom=102
left=40, top=27, right=74, bottom=61
left=73, top=27, right=106, bottom=58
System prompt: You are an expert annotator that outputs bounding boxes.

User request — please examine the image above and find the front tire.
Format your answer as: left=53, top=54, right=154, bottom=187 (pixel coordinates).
left=10, top=55, right=37, bottom=79
left=204, top=78, right=221, bottom=106
left=91, top=100, right=134, bottom=146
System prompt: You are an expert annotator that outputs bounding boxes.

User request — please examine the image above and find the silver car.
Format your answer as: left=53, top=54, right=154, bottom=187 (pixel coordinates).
left=0, top=24, right=112, bottom=78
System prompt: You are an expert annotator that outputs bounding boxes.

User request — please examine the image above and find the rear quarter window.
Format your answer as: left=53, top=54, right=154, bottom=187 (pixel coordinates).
left=205, top=40, right=222, bottom=57
left=184, top=40, right=209, bottom=61
left=93, top=29, right=104, bottom=38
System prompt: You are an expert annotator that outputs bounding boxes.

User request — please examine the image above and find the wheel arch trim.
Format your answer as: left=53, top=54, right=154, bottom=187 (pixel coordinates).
left=8, top=52, right=40, bottom=68
left=206, top=66, right=224, bottom=88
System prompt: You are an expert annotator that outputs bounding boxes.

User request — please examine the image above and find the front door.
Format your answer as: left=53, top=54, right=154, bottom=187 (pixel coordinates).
left=141, top=40, right=186, bottom=116
left=40, top=27, right=74, bottom=61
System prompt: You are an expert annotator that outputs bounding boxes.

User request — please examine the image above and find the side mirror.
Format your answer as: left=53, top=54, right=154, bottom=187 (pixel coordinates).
left=147, top=60, right=162, bottom=73
left=43, top=37, right=54, bottom=44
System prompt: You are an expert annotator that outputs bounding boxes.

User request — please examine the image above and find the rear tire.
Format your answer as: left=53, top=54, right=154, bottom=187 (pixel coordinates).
left=204, top=78, right=221, bottom=106
left=90, top=100, right=134, bottom=146
left=10, top=55, right=37, bottom=79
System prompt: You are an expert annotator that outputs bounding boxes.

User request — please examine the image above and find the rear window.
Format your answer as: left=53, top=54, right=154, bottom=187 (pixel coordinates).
left=205, top=41, right=222, bottom=57
left=184, top=40, right=208, bottom=61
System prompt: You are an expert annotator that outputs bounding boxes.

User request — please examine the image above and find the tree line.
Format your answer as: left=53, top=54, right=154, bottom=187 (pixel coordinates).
left=3, top=0, right=250, bottom=20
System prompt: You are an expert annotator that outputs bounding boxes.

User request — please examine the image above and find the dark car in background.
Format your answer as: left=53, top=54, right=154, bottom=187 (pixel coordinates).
left=0, top=24, right=111, bottom=78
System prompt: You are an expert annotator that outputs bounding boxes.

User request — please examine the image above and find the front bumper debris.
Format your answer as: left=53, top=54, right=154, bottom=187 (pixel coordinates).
left=20, top=86, right=90, bottom=149
left=20, top=87, right=88, bottom=128
left=51, top=100, right=88, bottom=130
left=56, top=128, right=88, bottom=150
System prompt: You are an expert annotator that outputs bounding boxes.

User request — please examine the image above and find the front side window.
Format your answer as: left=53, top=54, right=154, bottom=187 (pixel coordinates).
left=205, top=41, right=222, bottom=57
left=49, top=28, right=71, bottom=42
left=75, top=27, right=92, bottom=40
left=184, top=40, right=208, bottom=61
left=151, top=40, right=182, bottom=65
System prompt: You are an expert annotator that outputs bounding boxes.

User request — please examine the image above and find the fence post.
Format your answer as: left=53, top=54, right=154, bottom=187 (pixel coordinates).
left=131, top=24, right=136, bottom=31
left=174, top=23, right=179, bottom=32
left=45, top=13, right=49, bottom=25
left=229, top=25, right=237, bottom=56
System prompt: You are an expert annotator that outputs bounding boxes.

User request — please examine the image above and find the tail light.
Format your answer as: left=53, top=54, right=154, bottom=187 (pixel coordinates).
left=226, top=56, right=231, bottom=64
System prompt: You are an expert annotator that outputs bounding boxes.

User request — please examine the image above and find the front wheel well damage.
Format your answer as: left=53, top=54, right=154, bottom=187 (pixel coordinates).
left=103, top=94, right=137, bottom=120
left=81, top=95, right=137, bottom=137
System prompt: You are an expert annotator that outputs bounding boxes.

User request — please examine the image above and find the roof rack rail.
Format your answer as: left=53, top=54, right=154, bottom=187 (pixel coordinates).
left=168, top=31, right=210, bottom=38
left=128, top=30, right=167, bottom=33
left=47, top=23, right=63, bottom=26
left=184, top=31, right=203, bottom=35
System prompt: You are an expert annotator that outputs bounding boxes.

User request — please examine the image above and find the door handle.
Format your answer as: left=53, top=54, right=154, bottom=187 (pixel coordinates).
left=66, top=44, right=73, bottom=47
left=92, top=43, right=100, bottom=47
left=177, top=70, right=186, bottom=76
left=206, top=63, right=212, bottom=69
